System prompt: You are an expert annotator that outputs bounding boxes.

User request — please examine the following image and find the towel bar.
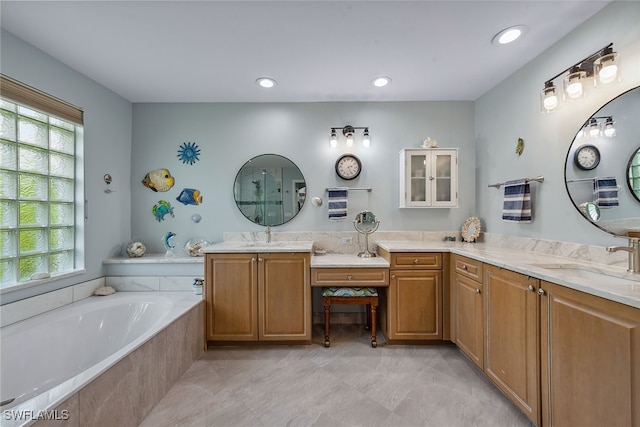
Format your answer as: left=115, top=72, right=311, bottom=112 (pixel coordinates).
left=325, top=187, right=372, bottom=192
left=488, top=176, right=544, bottom=189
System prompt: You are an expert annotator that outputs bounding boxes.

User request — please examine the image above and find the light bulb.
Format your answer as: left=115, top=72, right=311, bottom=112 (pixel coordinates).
left=346, top=134, right=354, bottom=147
left=588, top=119, right=600, bottom=138
left=362, top=129, right=370, bottom=148
left=604, top=118, right=616, bottom=137
left=567, top=80, right=583, bottom=99
left=330, top=129, right=337, bottom=147
left=599, top=62, right=618, bottom=85
left=543, top=93, right=558, bottom=111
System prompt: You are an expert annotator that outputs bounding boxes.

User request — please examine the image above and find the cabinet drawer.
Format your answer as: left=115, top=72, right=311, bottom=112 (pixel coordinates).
left=390, top=253, right=442, bottom=269
left=454, top=255, right=483, bottom=282
left=311, top=268, right=389, bottom=287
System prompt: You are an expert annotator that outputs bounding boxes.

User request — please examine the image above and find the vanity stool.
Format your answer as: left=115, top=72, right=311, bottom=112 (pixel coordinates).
left=322, top=287, right=379, bottom=348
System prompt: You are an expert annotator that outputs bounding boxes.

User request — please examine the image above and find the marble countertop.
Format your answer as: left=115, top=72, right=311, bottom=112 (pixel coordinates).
left=201, top=241, right=314, bottom=253
left=377, top=240, right=640, bottom=309
left=103, top=254, right=204, bottom=264
left=311, top=254, right=390, bottom=268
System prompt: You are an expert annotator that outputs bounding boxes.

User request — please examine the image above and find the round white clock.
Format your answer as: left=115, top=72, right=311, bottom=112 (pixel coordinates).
left=335, top=154, right=362, bottom=180
left=574, top=144, right=600, bottom=170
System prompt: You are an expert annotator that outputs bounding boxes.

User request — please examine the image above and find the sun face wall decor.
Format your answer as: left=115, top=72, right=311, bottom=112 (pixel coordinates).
left=177, top=142, right=201, bottom=165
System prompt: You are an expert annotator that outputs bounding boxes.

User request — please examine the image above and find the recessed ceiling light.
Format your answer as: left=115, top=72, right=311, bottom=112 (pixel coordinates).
left=492, top=25, right=527, bottom=45
left=372, top=76, right=391, bottom=88
left=256, top=77, right=277, bottom=88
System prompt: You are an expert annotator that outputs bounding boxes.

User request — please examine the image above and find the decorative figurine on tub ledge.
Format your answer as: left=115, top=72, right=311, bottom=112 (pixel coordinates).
left=126, top=240, right=147, bottom=257
left=163, top=232, right=177, bottom=257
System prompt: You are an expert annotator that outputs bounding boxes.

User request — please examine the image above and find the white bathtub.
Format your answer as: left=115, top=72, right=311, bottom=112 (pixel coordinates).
left=0, top=292, right=201, bottom=427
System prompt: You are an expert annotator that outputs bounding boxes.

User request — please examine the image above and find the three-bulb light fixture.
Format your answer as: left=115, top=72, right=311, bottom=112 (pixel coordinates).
left=576, top=116, right=616, bottom=139
left=541, top=43, right=621, bottom=113
left=330, top=125, right=370, bottom=148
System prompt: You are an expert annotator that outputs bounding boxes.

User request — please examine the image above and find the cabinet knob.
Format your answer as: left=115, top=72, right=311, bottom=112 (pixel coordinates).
left=475, top=288, right=481, bottom=294
left=347, top=275, right=352, bottom=280
left=538, top=288, right=545, bottom=296
left=461, top=264, right=468, bottom=270
left=391, top=274, right=396, bottom=279
left=429, top=176, right=434, bottom=181
left=413, top=259, right=419, bottom=264
left=527, top=285, right=535, bottom=292
left=251, top=257, right=256, bottom=262
left=258, top=258, right=263, bottom=263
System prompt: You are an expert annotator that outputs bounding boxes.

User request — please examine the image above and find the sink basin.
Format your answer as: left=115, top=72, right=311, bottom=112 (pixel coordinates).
left=527, top=263, right=639, bottom=285
left=240, top=242, right=292, bottom=248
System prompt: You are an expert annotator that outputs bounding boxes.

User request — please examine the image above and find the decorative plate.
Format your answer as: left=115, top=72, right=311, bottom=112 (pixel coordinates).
left=461, top=217, right=481, bottom=243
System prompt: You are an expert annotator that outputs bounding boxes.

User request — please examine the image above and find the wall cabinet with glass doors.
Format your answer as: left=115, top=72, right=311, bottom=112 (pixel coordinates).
left=399, top=148, right=458, bottom=208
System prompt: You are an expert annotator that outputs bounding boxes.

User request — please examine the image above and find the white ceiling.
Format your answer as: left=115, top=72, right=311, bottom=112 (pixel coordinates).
left=0, top=1, right=610, bottom=103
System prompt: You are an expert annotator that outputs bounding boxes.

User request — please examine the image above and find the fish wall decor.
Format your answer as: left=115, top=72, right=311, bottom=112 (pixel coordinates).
left=142, top=168, right=175, bottom=192
left=176, top=188, right=203, bottom=205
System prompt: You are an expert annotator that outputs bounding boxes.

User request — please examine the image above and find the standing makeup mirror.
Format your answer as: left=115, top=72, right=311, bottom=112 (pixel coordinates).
left=353, top=210, right=380, bottom=258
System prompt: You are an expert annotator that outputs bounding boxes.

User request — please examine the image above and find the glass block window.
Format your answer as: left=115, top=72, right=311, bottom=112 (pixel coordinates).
left=0, top=76, right=83, bottom=289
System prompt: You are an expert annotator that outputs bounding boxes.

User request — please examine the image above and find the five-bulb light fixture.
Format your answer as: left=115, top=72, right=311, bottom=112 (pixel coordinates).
left=541, top=43, right=621, bottom=113
left=577, top=116, right=616, bottom=139
left=330, top=125, right=370, bottom=148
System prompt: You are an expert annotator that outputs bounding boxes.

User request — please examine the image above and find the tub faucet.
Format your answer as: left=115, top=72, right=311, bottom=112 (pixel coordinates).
left=265, top=225, right=271, bottom=243
left=606, top=237, right=640, bottom=273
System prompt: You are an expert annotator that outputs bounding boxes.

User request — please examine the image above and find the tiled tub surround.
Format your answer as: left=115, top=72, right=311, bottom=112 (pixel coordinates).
left=0, top=292, right=202, bottom=427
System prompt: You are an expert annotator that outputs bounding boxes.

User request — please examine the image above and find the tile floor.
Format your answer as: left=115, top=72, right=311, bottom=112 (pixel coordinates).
left=141, top=325, right=534, bottom=427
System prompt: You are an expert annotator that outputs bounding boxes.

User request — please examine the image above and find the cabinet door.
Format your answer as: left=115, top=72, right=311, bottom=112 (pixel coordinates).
left=259, top=253, right=311, bottom=341
left=399, top=149, right=458, bottom=208
left=388, top=270, right=442, bottom=340
left=454, top=273, right=483, bottom=368
left=431, top=149, right=458, bottom=207
left=484, top=265, right=539, bottom=425
left=205, top=253, right=258, bottom=341
left=540, top=281, right=640, bottom=427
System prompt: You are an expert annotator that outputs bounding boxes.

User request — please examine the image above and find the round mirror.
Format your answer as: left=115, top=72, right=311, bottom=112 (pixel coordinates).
left=233, top=154, right=306, bottom=226
left=627, top=147, right=640, bottom=203
left=564, top=86, right=640, bottom=236
left=354, top=210, right=379, bottom=234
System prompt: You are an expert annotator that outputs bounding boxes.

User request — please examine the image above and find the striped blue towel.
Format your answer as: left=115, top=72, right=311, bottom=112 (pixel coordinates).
left=593, top=177, right=619, bottom=208
left=328, top=187, right=348, bottom=220
left=502, top=179, right=532, bottom=223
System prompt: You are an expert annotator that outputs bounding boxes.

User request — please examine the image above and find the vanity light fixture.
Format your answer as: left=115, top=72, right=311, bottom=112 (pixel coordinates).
left=329, top=125, right=371, bottom=148
left=256, top=77, right=277, bottom=88
left=540, top=43, right=621, bottom=113
left=578, top=116, right=616, bottom=139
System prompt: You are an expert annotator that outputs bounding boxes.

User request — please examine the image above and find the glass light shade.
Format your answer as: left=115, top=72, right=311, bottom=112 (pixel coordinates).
left=330, top=129, right=337, bottom=147
left=540, top=82, right=559, bottom=113
left=372, top=76, right=391, bottom=87
left=587, top=119, right=600, bottom=138
left=362, top=129, right=371, bottom=148
left=604, top=118, right=616, bottom=137
left=346, top=134, right=354, bottom=147
left=594, top=51, right=620, bottom=86
left=563, top=69, right=588, bottom=100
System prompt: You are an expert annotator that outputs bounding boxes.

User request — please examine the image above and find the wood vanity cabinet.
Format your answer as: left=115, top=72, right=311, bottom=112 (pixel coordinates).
left=451, top=255, right=484, bottom=369
left=484, top=265, right=539, bottom=425
left=205, top=252, right=311, bottom=344
left=539, top=280, right=640, bottom=427
left=378, top=250, right=444, bottom=342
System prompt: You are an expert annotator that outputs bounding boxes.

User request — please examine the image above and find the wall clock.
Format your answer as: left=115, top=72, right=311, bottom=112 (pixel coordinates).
left=335, top=153, right=362, bottom=180
left=574, top=144, right=601, bottom=170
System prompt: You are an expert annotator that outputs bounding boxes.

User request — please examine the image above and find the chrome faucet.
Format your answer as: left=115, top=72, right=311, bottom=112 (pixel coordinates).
left=606, top=237, right=640, bottom=273
left=265, top=225, right=271, bottom=243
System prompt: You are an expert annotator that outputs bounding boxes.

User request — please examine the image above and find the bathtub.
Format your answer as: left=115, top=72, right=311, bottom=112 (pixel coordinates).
left=1, top=292, right=202, bottom=427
